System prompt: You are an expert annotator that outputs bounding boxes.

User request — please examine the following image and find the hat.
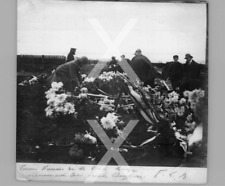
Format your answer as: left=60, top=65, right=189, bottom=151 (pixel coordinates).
left=184, top=53, right=193, bottom=59
left=70, top=48, right=76, bottom=51
left=80, top=56, right=88, bottom=63
left=135, top=49, right=141, bottom=53
left=173, top=55, right=179, bottom=58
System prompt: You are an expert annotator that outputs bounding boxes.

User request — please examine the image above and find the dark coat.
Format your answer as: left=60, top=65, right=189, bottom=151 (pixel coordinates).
left=130, top=55, right=158, bottom=86
left=66, top=52, right=75, bottom=62
left=48, top=60, right=82, bottom=91
left=181, top=60, right=202, bottom=91
left=162, top=61, right=184, bottom=89
left=183, top=60, right=201, bottom=79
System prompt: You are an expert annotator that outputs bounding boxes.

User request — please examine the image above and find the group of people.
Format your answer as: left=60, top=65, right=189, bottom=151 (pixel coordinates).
left=162, top=53, right=203, bottom=91
left=47, top=47, right=204, bottom=92
left=109, top=49, right=204, bottom=91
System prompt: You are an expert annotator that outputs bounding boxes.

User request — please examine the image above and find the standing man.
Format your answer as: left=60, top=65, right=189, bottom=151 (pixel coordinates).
left=181, top=53, right=201, bottom=91
left=66, top=48, right=76, bottom=62
left=162, top=55, right=183, bottom=90
left=130, top=49, right=158, bottom=86
left=48, top=56, right=88, bottom=91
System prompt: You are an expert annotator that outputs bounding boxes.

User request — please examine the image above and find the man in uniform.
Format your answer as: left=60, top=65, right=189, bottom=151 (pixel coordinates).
left=66, top=48, right=76, bottom=62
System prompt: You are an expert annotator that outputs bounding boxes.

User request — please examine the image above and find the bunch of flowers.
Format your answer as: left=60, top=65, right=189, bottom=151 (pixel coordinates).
left=183, top=89, right=205, bottom=115
left=45, top=82, right=77, bottom=117
left=99, top=112, right=124, bottom=142
left=98, top=71, right=118, bottom=81
left=98, top=97, right=115, bottom=112
left=128, top=77, right=205, bottom=140
left=77, top=87, right=89, bottom=99
left=83, top=77, right=95, bottom=83
left=100, top=112, right=119, bottom=130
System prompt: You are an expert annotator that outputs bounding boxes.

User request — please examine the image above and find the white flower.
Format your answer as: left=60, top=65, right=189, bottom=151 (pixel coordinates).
left=45, top=106, right=54, bottom=117
left=51, top=82, right=63, bottom=91
left=47, top=97, right=55, bottom=105
left=84, top=77, right=95, bottom=82
left=45, top=88, right=56, bottom=98
left=80, top=87, right=88, bottom=93
left=183, top=91, right=190, bottom=97
left=179, top=98, right=186, bottom=105
left=64, top=103, right=76, bottom=114
left=100, top=117, right=115, bottom=129
left=53, top=97, right=63, bottom=107
left=55, top=106, right=65, bottom=113
left=98, top=71, right=116, bottom=81
left=100, top=113, right=118, bottom=130
left=175, top=131, right=181, bottom=139
left=100, top=98, right=114, bottom=104
left=81, top=74, right=87, bottom=79
left=106, top=112, right=119, bottom=123
left=168, top=91, right=179, bottom=102
left=100, top=104, right=114, bottom=112
left=84, top=133, right=97, bottom=144
left=174, top=106, right=185, bottom=116
left=186, top=113, right=193, bottom=122
left=78, top=93, right=88, bottom=99
left=56, top=93, right=67, bottom=102
left=178, top=106, right=185, bottom=116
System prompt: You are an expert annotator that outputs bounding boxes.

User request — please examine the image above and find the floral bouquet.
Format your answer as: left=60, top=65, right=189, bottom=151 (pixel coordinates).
left=41, top=71, right=206, bottom=162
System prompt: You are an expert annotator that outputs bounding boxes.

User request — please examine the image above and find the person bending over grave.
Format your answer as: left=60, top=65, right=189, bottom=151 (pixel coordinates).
left=48, top=56, right=88, bottom=91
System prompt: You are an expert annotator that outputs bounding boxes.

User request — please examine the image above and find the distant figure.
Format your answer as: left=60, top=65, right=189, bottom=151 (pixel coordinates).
left=162, top=55, right=183, bottom=90
left=181, top=54, right=202, bottom=91
left=130, top=49, right=159, bottom=86
left=109, top=56, right=117, bottom=67
left=48, top=56, right=88, bottom=91
left=108, top=56, right=119, bottom=72
left=121, top=54, right=130, bottom=64
left=66, top=48, right=76, bottom=62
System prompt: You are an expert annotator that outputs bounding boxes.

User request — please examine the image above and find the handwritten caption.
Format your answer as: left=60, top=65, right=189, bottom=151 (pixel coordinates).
left=17, top=163, right=206, bottom=183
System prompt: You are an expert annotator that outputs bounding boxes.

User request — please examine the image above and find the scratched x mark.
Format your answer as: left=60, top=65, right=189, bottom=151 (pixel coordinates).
left=84, top=18, right=142, bottom=183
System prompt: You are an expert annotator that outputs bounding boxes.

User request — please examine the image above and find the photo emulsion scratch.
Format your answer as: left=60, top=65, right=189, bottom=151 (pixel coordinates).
left=16, top=0, right=208, bottom=183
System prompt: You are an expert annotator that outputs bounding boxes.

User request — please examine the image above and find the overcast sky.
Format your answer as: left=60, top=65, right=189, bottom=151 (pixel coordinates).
left=17, top=0, right=207, bottom=63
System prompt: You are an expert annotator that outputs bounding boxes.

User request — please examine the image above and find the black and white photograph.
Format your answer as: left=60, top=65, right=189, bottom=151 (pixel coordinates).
left=16, top=0, right=208, bottom=183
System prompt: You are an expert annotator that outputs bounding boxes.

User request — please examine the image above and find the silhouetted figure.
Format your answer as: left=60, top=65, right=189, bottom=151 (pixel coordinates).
left=181, top=54, right=201, bottom=91
left=66, top=48, right=76, bottom=62
left=130, top=49, right=158, bottom=87
left=162, top=55, right=183, bottom=90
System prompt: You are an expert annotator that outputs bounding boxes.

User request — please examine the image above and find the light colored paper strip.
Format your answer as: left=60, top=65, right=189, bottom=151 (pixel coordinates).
left=16, top=163, right=207, bottom=184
